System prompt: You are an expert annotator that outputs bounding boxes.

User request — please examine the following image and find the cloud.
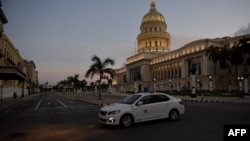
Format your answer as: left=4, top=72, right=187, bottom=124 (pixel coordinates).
left=234, top=22, right=250, bottom=36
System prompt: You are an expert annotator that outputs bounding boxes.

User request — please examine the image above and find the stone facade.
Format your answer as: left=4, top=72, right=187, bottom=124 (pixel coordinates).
left=114, top=1, right=250, bottom=94
left=0, top=1, right=39, bottom=98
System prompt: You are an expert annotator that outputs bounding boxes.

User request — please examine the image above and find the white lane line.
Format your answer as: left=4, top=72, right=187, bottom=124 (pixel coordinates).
left=35, top=99, right=42, bottom=110
left=56, top=98, right=67, bottom=108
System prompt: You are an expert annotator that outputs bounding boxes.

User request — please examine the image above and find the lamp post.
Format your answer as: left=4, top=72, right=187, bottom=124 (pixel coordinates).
left=197, top=80, right=200, bottom=91
left=134, top=81, right=137, bottom=94
left=238, top=76, right=243, bottom=92
left=188, top=56, right=197, bottom=98
left=169, top=79, right=172, bottom=92
left=108, top=78, right=112, bottom=94
left=153, top=78, right=156, bottom=93
left=209, top=75, right=212, bottom=92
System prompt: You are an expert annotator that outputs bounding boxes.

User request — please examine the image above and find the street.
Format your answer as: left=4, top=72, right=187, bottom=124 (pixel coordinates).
left=0, top=92, right=250, bottom=141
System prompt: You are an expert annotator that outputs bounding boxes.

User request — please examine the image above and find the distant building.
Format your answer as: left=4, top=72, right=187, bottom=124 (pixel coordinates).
left=25, top=60, right=39, bottom=94
left=113, top=1, right=250, bottom=94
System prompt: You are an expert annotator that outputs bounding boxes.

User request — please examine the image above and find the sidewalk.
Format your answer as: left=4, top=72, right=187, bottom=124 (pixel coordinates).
left=175, top=95, right=250, bottom=104
left=61, top=92, right=250, bottom=106
left=0, top=93, right=41, bottom=113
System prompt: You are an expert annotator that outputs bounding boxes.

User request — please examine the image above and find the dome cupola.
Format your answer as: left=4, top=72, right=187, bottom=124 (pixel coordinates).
left=137, top=1, right=171, bottom=54
left=141, top=1, right=166, bottom=25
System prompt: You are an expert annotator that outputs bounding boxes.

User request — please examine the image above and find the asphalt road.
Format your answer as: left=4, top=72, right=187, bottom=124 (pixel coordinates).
left=0, top=92, right=250, bottom=141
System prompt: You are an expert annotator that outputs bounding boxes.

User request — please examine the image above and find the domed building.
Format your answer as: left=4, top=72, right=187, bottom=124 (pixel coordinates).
left=114, top=1, right=250, bottom=95
left=137, top=1, right=171, bottom=54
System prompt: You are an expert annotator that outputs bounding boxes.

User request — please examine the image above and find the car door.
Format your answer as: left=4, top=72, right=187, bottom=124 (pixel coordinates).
left=152, top=95, right=170, bottom=118
left=132, top=95, right=156, bottom=122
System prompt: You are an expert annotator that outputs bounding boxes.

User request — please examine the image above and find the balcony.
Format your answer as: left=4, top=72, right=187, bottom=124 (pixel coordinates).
left=0, top=66, right=26, bottom=80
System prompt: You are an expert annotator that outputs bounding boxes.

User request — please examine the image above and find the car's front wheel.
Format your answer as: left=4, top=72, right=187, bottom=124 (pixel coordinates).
left=169, top=109, right=179, bottom=121
left=120, top=114, right=134, bottom=127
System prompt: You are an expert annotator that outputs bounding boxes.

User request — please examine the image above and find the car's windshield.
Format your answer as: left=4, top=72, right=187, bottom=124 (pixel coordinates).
left=120, top=95, right=142, bottom=104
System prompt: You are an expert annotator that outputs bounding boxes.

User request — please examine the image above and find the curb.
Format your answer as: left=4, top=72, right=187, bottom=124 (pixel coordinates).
left=96, top=103, right=112, bottom=107
left=182, top=99, right=227, bottom=103
left=94, top=100, right=228, bottom=106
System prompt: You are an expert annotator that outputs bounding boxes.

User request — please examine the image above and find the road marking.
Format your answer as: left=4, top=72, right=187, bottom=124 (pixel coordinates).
left=56, top=98, right=67, bottom=107
left=35, top=99, right=42, bottom=110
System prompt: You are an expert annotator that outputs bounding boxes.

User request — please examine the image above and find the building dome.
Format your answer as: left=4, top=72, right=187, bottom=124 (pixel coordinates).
left=141, top=1, right=166, bottom=25
left=137, top=1, right=170, bottom=54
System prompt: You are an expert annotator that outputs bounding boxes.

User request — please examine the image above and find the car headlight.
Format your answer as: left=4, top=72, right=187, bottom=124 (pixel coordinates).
left=108, top=110, right=120, bottom=115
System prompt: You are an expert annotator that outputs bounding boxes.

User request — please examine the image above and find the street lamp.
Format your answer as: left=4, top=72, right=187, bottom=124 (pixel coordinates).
left=169, top=79, right=172, bottom=91
left=153, top=78, right=156, bottom=93
left=238, top=76, right=243, bottom=92
left=209, top=75, right=212, bottom=92
left=108, top=78, right=112, bottom=94
left=197, top=80, right=200, bottom=91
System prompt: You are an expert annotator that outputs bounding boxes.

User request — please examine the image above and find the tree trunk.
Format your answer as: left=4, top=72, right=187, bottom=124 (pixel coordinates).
left=98, top=78, right=102, bottom=100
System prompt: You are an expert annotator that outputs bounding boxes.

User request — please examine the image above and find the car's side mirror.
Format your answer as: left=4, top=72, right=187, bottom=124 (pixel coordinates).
left=137, top=101, right=143, bottom=106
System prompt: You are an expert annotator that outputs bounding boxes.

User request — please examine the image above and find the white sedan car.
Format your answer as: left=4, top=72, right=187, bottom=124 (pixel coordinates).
left=99, top=93, right=185, bottom=127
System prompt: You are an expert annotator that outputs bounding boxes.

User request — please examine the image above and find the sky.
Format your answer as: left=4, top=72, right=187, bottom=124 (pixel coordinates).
left=2, top=0, right=250, bottom=85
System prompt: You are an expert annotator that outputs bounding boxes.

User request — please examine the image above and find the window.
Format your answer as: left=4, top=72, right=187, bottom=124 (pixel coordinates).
left=153, top=95, right=169, bottom=102
left=121, top=95, right=142, bottom=104
left=139, top=95, right=153, bottom=105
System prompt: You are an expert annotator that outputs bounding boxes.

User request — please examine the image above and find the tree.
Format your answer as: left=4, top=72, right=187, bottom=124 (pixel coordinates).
left=85, top=55, right=115, bottom=100
left=67, top=74, right=80, bottom=93
left=79, top=79, right=87, bottom=92
left=206, top=45, right=220, bottom=75
left=57, top=80, right=68, bottom=91
left=218, top=46, right=230, bottom=70
left=230, top=46, right=244, bottom=74
left=238, top=38, right=250, bottom=72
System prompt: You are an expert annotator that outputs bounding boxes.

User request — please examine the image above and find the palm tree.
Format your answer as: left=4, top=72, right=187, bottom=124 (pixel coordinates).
left=206, top=45, right=220, bottom=75
left=85, top=55, right=115, bottom=100
left=238, top=38, right=250, bottom=72
left=230, top=46, right=244, bottom=74
left=90, top=82, right=95, bottom=92
left=80, top=79, right=87, bottom=92
left=67, top=74, right=80, bottom=93
left=236, top=37, right=250, bottom=94
left=218, top=46, right=230, bottom=70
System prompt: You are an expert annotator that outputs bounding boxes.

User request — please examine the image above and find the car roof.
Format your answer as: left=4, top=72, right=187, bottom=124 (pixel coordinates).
left=134, top=92, right=169, bottom=96
left=133, top=92, right=178, bottom=100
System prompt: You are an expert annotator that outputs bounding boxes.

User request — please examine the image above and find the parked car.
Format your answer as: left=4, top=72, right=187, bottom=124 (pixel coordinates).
left=99, top=92, right=185, bottom=127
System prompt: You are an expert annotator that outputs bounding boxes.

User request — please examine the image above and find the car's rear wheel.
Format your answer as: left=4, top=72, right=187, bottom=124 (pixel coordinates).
left=120, top=114, right=133, bottom=127
left=169, top=109, right=179, bottom=121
